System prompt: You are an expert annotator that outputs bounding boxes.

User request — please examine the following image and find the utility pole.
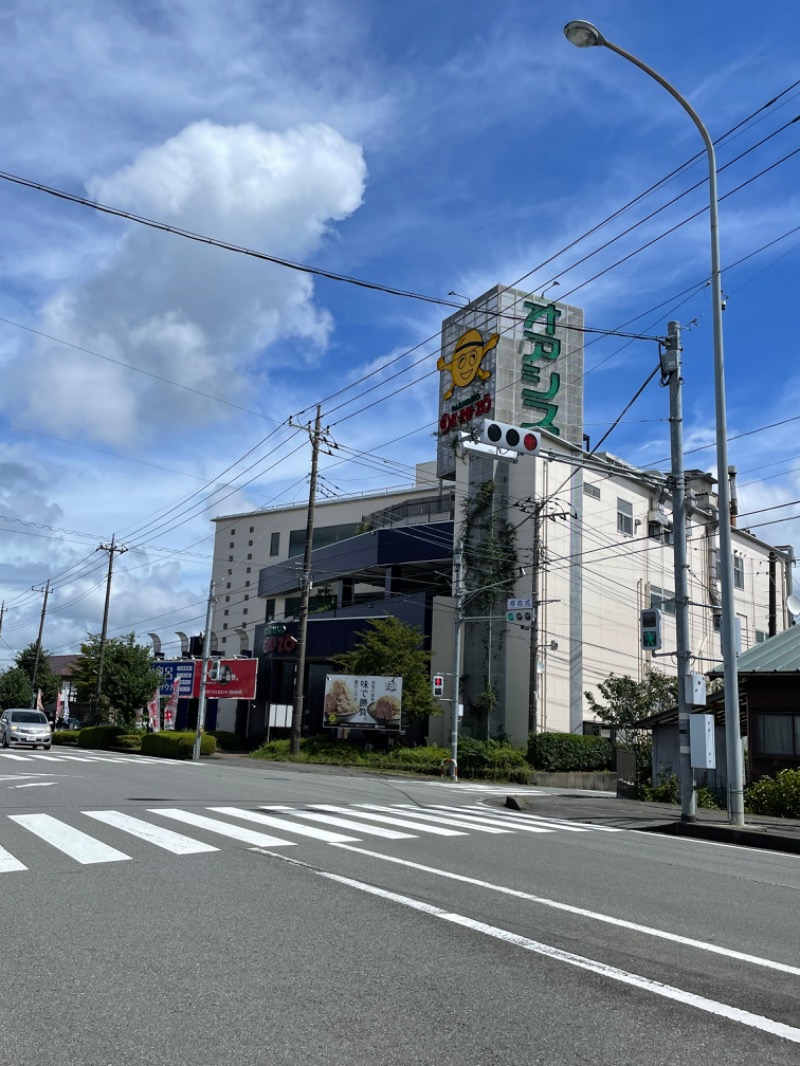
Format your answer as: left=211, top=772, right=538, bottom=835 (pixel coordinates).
left=449, top=540, right=464, bottom=780
left=31, top=580, right=50, bottom=708
left=193, top=580, right=216, bottom=762
left=528, top=500, right=543, bottom=736
left=663, top=320, right=696, bottom=821
left=290, top=406, right=323, bottom=756
left=95, top=535, right=128, bottom=716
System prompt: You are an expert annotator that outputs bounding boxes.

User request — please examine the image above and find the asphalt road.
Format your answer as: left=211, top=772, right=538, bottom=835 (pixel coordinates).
left=1, top=750, right=799, bottom=1065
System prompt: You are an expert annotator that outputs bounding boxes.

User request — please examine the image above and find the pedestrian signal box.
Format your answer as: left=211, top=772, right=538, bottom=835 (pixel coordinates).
left=432, top=674, right=445, bottom=698
left=208, top=658, right=222, bottom=682
left=640, top=608, right=662, bottom=651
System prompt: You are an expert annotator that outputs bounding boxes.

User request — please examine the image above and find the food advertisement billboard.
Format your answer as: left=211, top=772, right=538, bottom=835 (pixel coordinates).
left=324, top=675, right=403, bottom=732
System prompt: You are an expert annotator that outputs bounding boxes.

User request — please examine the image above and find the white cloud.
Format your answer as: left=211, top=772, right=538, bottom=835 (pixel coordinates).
left=1, top=120, right=367, bottom=446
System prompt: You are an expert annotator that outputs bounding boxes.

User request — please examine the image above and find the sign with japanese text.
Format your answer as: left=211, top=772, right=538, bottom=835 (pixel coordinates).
left=190, top=658, right=257, bottom=700
left=152, top=660, right=196, bottom=697
left=323, top=675, right=403, bottom=732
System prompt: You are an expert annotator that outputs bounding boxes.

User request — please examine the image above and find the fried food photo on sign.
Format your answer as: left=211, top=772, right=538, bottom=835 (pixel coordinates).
left=325, top=678, right=359, bottom=723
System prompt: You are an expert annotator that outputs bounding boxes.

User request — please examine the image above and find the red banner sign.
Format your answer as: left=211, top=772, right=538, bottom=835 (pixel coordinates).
left=190, top=658, right=257, bottom=699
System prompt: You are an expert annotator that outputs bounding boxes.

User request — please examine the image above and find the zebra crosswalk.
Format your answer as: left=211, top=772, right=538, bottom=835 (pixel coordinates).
left=0, top=803, right=620, bottom=875
left=0, top=749, right=191, bottom=766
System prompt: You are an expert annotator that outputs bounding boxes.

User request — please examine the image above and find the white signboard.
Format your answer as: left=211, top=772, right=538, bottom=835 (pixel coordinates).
left=324, top=675, right=403, bottom=732
left=507, top=597, right=533, bottom=610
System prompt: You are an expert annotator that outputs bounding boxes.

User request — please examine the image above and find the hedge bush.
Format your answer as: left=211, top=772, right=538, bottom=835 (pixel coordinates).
left=116, top=734, right=143, bottom=750
left=379, top=746, right=450, bottom=774
left=527, top=732, right=613, bottom=773
left=140, top=731, right=217, bottom=759
left=78, top=725, right=125, bottom=750
left=454, top=738, right=530, bottom=782
left=746, top=769, right=800, bottom=818
left=207, top=730, right=245, bottom=752
left=52, top=731, right=79, bottom=746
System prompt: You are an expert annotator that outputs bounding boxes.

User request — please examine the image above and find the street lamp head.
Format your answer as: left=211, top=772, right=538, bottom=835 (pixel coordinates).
left=563, top=20, right=606, bottom=48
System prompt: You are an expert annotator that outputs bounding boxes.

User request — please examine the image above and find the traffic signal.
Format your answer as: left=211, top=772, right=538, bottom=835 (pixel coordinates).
left=640, top=609, right=662, bottom=651
left=208, top=658, right=222, bottom=682
left=478, top=419, right=540, bottom=457
left=432, top=674, right=445, bottom=698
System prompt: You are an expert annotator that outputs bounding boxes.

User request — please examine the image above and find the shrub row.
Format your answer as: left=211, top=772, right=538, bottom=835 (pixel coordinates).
left=77, top=725, right=125, bottom=749
left=207, top=729, right=246, bottom=752
left=52, top=731, right=79, bottom=746
left=527, top=732, right=613, bottom=773
left=746, top=769, right=800, bottom=818
left=141, top=731, right=216, bottom=759
left=252, top=736, right=530, bottom=782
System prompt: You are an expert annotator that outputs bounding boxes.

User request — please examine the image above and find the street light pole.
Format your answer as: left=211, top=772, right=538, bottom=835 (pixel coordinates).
left=564, top=20, right=745, bottom=825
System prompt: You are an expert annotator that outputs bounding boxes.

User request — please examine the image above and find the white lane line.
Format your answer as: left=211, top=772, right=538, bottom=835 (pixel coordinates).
left=9, top=813, right=131, bottom=865
left=309, top=804, right=465, bottom=837
left=332, top=843, right=800, bottom=978
left=9, top=782, right=55, bottom=789
left=84, top=811, right=220, bottom=855
left=316, top=860, right=800, bottom=1044
left=472, top=806, right=624, bottom=833
left=148, top=809, right=297, bottom=848
left=210, top=807, right=358, bottom=844
left=363, top=805, right=512, bottom=834
left=45, top=754, right=100, bottom=763
left=0, top=843, right=27, bottom=872
left=265, top=808, right=413, bottom=840
left=0, top=753, right=33, bottom=761
left=422, top=806, right=555, bottom=834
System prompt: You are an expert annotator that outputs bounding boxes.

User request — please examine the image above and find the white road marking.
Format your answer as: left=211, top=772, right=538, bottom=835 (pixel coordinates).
left=331, top=843, right=800, bottom=978
left=9, top=813, right=130, bottom=865
left=9, top=782, right=55, bottom=789
left=0, top=844, right=27, bottom=872
left=265, top=808, right=413, bottom=840
left=84, top=811, right=219, bottom=855
left=473, top=805, right=624, bottom=833
left=309, top=804, right=465, bottom=837
left=212, top=807, right=358, bottom=844
left=423, top=805, right=555, bottom=834
left=316, top=863, right=800, bottom=1044
left=148, top=808, right=297, bottom=848
left=367, top=805, right=512, bottom=833
left=0, top=753, right=34, bottom=761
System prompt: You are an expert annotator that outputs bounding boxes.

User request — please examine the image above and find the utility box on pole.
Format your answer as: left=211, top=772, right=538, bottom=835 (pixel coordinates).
left=690, top=714, right=716, bottom=770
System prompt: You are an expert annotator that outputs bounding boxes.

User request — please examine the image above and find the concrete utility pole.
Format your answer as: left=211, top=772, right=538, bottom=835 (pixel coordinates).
left=528, top=500, right=543, bottom=736
left=449, top=540, right=464, bottom=780
left=290, top=405, right=323, bottom=756
left=95, top=535, right=128, bottom=715
left=663, top=320, right=696, bottom=822
left=31, top=580, right=50, bottom=708
left=193, top=580, right=216, bottom=762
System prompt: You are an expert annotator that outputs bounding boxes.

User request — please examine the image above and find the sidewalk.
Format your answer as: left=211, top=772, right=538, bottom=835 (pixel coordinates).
left=498, top=792, right=800, bottom=855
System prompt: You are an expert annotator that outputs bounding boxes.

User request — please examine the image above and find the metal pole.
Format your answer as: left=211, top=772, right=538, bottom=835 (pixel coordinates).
left=567, top=24, right=745, bottom=825
left=31, top=580, right=50, bottom=708
left=528, top=501, right=542, bottom=736
left=665, top=321, right=696, bottom=821
left=449, top=539, right=464, bottom=780
left=193, top=580, right=216, bottom=762
left=290, top=405, right=322, bottom=756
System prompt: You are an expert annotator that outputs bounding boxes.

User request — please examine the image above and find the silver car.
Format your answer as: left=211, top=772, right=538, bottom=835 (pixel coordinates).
left=0, top=709, right=53, bottom=750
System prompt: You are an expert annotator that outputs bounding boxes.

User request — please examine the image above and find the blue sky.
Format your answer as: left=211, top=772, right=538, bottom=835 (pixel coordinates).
left=1, top=0, right=800, bottom=663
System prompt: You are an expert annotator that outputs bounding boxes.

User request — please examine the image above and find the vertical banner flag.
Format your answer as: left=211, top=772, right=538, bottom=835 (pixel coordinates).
left=36, top=689, right=44, bottom=712
left=56, top=689, right=63, bottom=723
left=164, top=678, right=179, bottom=730
left=147, top=689, right=161, bottom=732
left=63, top=686, right=71, bottom=722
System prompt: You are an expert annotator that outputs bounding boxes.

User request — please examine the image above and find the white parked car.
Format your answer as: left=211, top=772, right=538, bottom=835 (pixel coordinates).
left=0, top=708, right=53, bottom=749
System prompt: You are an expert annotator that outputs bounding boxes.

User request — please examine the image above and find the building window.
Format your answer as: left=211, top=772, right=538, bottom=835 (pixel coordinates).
left=650, top=585, right=676, bottom=616
left=222, top=623, right=228, bottom=630
left=227, top=569, right=232, bottom=576
left=230, top=529, right=235, bottom=535
left=242, top=608, right=248, bottom=616
left=245, top=581, right=250, bottom=588
left=246, top=567, right=251, bottom=574
left=584, top=483, right=601, bottom=500
left=228, top=556, right=233, bottom=562
left=249, top=526, right=254, bottom=533
left=648, top=521, right=674, bottom=545
left=229, top=542, right=234, bottom=550
left=270, top=531, right=280, bottom=556
left=244, top=594, right=249, bottom=601
left=226, top=582, right=231, bottom=590
left=734, top=555, right=745, bottom=589
left=248, top=540, right=253, bottom=547
left=221, top=637, right=227, bottom=644
left=224, top=609, right=229, bottom=616
left=713, top=612, right=721, bottom=632
left=757, top=713, right=800, bottom=756
left=617, top=498, right=633, bottom=536
left=265, top=598, right=276, bottom=621
left=756, top=630, right=767, bottom=643
left=225, top=596, right=230, bottom=603
left=247, top=553, right=252, bottom=560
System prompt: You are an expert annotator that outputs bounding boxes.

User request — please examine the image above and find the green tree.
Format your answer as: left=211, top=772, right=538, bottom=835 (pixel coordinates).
left=14, top=643, right=60, bottom=705
left=0, top=667, right=36, bottom=711
left=71, top=633, right=162, bottom=725
left=333, top=616, right=440, bottom=723
left=584, top=671, right=678, bottom=736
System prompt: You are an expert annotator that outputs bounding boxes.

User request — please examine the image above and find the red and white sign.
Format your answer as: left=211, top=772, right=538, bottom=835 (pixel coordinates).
left=190, top=658, right=257, bottom=700
left=147, top=689, right=161, bottom=732
left=163, top=678, right=179, bottom=730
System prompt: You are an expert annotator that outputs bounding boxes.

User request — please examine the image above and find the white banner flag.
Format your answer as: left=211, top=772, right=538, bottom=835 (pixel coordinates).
left=147, top=689, right=161, bottom=732
left=163, top=678, right=179, bottom=730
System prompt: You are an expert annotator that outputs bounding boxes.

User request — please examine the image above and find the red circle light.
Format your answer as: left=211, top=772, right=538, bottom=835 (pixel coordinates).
left=523, top=433, right=538, bottom=452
